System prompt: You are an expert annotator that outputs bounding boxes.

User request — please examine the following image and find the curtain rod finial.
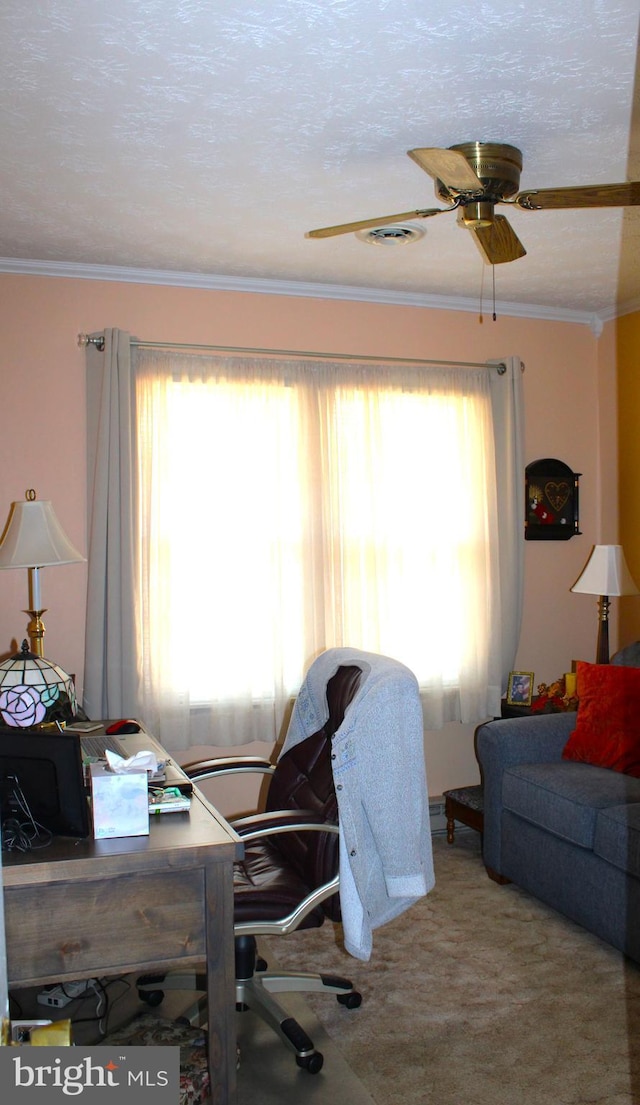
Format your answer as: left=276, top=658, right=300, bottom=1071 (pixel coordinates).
left=78, top=333, right=105, bottom=352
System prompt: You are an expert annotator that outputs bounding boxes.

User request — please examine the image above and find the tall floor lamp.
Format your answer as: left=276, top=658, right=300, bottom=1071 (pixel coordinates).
left=571, top=544, right=639, bottom=664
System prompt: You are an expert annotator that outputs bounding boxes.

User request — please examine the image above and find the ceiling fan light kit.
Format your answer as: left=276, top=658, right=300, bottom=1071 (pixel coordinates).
left=307, top=141, right=640, bottom=267
left=457, top=202, right=495, bottom=229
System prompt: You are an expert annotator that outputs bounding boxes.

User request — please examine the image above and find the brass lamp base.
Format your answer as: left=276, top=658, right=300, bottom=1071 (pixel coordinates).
left=26, top=609, right=46, bottom=658
left=595, top=595, right=610, bottom=664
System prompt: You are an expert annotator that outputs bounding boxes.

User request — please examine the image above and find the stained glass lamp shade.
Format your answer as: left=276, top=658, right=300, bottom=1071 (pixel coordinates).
left=0, top=640, right=77, bottom=728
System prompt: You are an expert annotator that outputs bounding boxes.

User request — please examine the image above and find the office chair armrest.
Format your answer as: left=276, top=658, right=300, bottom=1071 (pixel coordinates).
left=231, top=808, right=339, bottom=843
left=235, top=858, right=341, bottom=938
left=181, top=755, right=276, bottom=781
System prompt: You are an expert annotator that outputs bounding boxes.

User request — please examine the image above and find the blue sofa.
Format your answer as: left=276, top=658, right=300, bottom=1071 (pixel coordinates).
left=476, top=711, right=640, bottom=964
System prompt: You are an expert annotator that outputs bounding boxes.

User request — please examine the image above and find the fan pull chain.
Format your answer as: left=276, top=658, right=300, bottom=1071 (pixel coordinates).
left=478, top=265, right=498, bottom=324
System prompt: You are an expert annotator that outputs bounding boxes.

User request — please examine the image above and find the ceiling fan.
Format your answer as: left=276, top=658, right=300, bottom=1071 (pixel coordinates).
left=306, top=142, right=640, bottom=265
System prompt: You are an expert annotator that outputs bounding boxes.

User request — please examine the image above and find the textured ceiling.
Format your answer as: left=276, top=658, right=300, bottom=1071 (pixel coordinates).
left=1, top=1, right=640, bottom=324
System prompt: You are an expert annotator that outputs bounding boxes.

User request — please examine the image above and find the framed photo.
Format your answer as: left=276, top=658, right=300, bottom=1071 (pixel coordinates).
left=506, top=671, right=535, bottom=707
left=525, top=458, right=581, bottom=541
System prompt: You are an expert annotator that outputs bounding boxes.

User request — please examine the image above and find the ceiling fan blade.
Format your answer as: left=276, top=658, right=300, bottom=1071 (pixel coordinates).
left=514, top=181, right=640, bottom=211
left=306, top=208, right=446, bottom=239
left=408, top=147, right=483, bottom=191
left=468, top=215, right=527, bottom=265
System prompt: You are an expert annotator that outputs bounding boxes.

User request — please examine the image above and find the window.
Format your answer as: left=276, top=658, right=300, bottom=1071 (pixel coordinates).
left=130, top=350, right=515, bottom=746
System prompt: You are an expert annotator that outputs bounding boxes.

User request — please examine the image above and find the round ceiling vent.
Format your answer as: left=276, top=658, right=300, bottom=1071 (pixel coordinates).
left=356, top=222, right=426, bottom=245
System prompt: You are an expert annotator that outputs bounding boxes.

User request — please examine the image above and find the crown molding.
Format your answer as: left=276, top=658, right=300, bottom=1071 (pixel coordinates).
left=597, top=295, right=640, bottom=325
left=0, top=256, right=612, bottom=332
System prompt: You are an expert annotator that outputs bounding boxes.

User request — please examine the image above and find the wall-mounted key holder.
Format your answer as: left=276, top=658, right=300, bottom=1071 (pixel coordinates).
left=525, top=458, right=581, bottom=540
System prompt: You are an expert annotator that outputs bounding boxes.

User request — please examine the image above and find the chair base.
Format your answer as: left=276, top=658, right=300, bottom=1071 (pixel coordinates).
left=236, top=966, right=361, bottom=1072
left=137, top=935, right=362, bottom=1073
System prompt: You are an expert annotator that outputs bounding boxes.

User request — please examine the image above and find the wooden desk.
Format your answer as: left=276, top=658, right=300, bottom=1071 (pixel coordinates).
left=2, top=730, right=242, bottom=1104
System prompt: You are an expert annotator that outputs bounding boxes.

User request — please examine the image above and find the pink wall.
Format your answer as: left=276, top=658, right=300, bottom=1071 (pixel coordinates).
left=0, top=273, right=617, bottom=793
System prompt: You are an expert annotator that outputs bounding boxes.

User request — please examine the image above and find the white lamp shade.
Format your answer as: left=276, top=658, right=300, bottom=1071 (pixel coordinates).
left=571, top=544, right=639, bottom=597
left=0, top=497, right=84, bottom=569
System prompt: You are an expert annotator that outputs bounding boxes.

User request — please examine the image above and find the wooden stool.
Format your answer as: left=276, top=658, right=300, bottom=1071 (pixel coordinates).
left=443, top=785, right=484, bottom=843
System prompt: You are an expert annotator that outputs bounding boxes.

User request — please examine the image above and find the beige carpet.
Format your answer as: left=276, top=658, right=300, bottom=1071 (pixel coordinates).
left=264, top=832, right=640, bottom=1105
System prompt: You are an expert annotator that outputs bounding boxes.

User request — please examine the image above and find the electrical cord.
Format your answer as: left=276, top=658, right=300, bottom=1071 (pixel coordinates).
left=1, top=776, right=52, bottom=851
left=70, top=977, right=132, bottom=1038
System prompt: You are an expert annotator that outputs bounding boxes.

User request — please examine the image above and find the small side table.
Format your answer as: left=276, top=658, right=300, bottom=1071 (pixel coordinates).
left=500, top=698, right=536, bottom=718
left=443, top=785, right=484, bottom=844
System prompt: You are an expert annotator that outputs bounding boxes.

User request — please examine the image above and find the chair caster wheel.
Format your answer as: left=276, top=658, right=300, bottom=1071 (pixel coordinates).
left=139, top=989, right=164, bottom=1007
left=296, top=1051, right=324, bottom=1074
left=337, top=990, right=362, bottom=1009
left=256, top=956, right=268, bottom=972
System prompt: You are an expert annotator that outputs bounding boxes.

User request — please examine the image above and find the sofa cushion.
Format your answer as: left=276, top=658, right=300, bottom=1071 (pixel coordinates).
left=594, top=803, right=640, bottom=879
left=502, top=761, right=640, bottom=848
left=562, top=661, right=640, bottom=777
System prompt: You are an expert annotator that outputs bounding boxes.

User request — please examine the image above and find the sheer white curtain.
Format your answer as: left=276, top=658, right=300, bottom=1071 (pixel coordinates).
left=84, top=335, right=524, bottom=748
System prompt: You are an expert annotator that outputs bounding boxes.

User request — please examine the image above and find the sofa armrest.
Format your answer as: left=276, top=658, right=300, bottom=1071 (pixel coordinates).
left=476, top=712, right=577, bottom=873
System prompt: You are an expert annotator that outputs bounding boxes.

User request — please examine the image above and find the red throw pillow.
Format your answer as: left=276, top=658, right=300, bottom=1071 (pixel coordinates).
left=562, top=661, right=640, bottom=776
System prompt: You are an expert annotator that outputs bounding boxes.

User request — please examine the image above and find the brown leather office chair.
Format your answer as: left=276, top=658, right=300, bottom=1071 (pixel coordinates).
left=138, top=661, right=363, bottom=1073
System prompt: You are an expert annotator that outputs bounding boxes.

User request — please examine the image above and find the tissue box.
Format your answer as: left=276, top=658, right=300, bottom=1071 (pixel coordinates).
left=90, top=762, right=149, bottom=839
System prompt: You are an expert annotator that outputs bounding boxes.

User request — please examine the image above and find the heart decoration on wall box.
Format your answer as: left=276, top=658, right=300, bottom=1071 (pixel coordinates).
left=544, top=481, right=571, bottom=512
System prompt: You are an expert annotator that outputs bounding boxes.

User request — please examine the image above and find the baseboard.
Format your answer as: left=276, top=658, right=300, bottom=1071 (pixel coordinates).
left=429, top=797, right=447, bottom=835
left=429, top=795, right=475, bottom=837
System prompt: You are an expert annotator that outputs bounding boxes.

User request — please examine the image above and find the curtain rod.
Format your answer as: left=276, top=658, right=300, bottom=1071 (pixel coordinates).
left=77, top=333, right=506, bottom=374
